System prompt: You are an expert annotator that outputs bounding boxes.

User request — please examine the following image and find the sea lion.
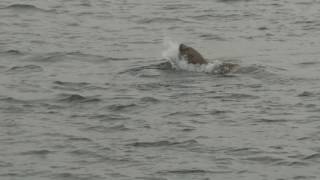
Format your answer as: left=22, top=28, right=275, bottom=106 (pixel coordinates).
left=179, top=44, right=208, bottom=65
left=178, top=43, right=240, bottom=73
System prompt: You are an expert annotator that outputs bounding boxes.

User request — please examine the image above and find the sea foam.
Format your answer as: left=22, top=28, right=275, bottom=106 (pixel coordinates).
left=162, top=39, right=222, bottom=73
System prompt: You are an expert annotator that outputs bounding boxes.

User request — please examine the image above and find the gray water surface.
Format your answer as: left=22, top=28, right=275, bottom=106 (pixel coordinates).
left=1, top=0, right=320, bottom=180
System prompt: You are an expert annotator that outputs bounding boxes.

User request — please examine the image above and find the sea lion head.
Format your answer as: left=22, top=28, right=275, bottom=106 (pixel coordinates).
left=178, top=43, right=189, bottom=60
left=179, top=44, right=189, bottom=52
left=178, top=44, right=207, bottom=65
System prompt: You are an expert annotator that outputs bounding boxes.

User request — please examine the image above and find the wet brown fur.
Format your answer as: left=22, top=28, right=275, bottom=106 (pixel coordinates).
left=179, top=44, right=208, bottom=65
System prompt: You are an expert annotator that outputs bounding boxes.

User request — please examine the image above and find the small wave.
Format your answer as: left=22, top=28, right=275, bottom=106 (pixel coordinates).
left=158, top=169, right=232, bottom=175
left=255, top=118, right=289, bottom=123
left=258, top=26, right=268, bottom=31
left=89, top=114, right=130, bottom=121
left=298, top=91, right=314, bottom=97
left=105, top=57, right=129, bottom=61
left=0, top=65, right=7, bottom=70
left=297, top=61, right=320, bottom=67
left=6, top=4, right=39, bottom=9
left=0, top=161, right=12, bottom=168
left=128, top=139, right=198, bottom=148
left=67, top=137, right=92, bottom=142
left=192, top=14, right=216, bottom=20
left=199, top=34, right=226, bottom=41
left=287, top=161, right=309, bottom=166
left=218, top=0, right=252, bottom=3
left=129, top=140, right=179, bottom=147
left=138, top=176, right=168, bottom=180
left=0, top=97, right=26, bottom=104
left=226, top=147, right=261, bottom=156
left=238, top=65, right=268, bottom=73
left=211, top=93, right=259, bottom=101
left=108, top=103, right=137, bottom=111
left=118, top=62, right=172, bottom=75
left=54, top=81, right=90, bottom=87
left=165, top=111, right=203, bottom=117
left=58, top=94, right=101, bottom=103
left=65, top=52, right=107, bottom=61
left=23, top=53, right=66, bottom=63
left=294, top=20, right=316, bottom=25
left=210, top=109, right=232, bottom=115
left=43, top=133, right=91, bottom=141
left=136, top=17, right=188, bottom=24
left=22, top=52, right=107, bottom=63
left=192, top=13, right=241, bottom=20
left=162, top=4, right=193, bottom=10
left=69, top=113, right=130, bottom=121
left=140, top=97, right=160, bottom=103
left=83, top=124, right=131, bottom=133
left=302, top=153, right=320, bottom=161
left=20, top=149, right=53, bottom=156
left=79, top=2, right=92, bottom=7
left=160, top=169, right=211, bottom=174
left=244, top=155, right=284, bottom=164
left=3, top=4, right=54, bottom=13
left=52, top=172, right=102, bottom=180
left=53, top=81, right=107, bottom=91
left=3, top=49, right=23, bottom=55
left=68, top=149, right=99, bottom=156
left=134, top=82, right=170, bottom=91
left=6, top=65, right=43, bottom=73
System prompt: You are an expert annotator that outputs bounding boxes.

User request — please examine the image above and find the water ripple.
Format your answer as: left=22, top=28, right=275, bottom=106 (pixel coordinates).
left=128, top=139, right=199, bottom=148
left=83, top=124, right=131, bottom=133
left=2, top=4, right=56, bottom=13
left=108, top=103, right=138, bottom=111
left=140, top=97, right=160, bottom=103
left=20, top=149, right=53, bottom=156
left=136, top=17, right=190, bottom=24
left=243, top=155, right=284, bottom=164
left=158, top=169, right=232, bottom=175
left=53, top=81, right=107, bottom=91
left=302, top=153, right=320, bottom=161
left=6, top=65, right=43, bottom=73
left=57, top=94, right=101, bottom=103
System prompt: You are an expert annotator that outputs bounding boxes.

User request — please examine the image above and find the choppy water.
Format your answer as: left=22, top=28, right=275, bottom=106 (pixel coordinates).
left=1, top=0, right=320, bottom=180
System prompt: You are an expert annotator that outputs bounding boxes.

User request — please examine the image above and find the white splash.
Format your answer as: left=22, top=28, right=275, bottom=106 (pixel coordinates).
left=161, top=38, right=222, bottom=73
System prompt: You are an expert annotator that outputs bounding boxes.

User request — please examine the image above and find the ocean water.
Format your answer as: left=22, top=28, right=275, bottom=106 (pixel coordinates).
left=1, top=0, right=320, bottom=180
